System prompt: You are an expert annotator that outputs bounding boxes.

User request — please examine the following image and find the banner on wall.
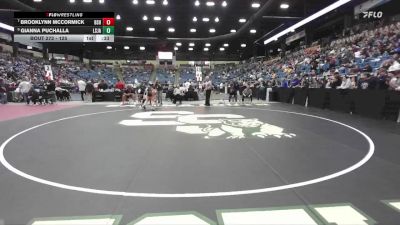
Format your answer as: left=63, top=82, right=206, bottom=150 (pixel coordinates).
left=285, top=30, right=306, bottom=45
left=195, top=66, right=202, bottom=82
left=44, top=65, right=53, bottom=80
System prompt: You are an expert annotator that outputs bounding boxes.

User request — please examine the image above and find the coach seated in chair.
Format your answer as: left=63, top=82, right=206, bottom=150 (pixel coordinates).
left=185, top=85, right=196, bottom=101
left=242, top=84, right=253, bottom=103
left=173, top=85, right=184, bottom=105
left=121, top=84, right=135, bottom=105
left=98, top=79, right=108, bottom=91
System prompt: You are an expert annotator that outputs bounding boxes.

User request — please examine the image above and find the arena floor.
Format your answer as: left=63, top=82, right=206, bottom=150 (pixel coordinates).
left=0, top=101, right=399, bottom=225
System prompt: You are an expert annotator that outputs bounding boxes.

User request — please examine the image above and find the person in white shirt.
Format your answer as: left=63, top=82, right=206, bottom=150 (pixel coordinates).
left=184, top=80, right=191, bottom=92
left=77, top=79, right=86, bottom=101
left=337, top=75, right=352, bottom=89
left=173, top=85, right=183, bottom=104
left=18, top=78, right=31, bottom=104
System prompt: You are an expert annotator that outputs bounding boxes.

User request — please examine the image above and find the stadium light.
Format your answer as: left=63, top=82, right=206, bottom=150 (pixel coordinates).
left=154, top=16, right=161, bottom=21
left=190, top=28, right=197, bottom=33
left=189, top=48, right=194, bottom=51
left=174, top=47, right=178, bottom=51
left=252, top=3, right=260, bottom=8
left=280, top=3, right=289, bottom=9
left=33, top=0, right=42, bottom=2
left=126, top=26, right=133, bottom=31
left=140, top=46, right=145, bottom=51
left=106, top=46, right=112, bottom=49
left=143, top=15, right=148, bottom=21
left=230, top=29, right=236, bottom=33
left=189, top=43, right=195, bottom=47
left=219, top=47, right=225, bottom=51
left=209, top=28, right=216, bottom=33
left=27, top=46, right=32, bottom=50
left=222, top=1, right=227, bottom=7
left=124, top=46, right=130, bottom=50
left=239, top=18, right=246, bottom=23
left=163, top=0, right=168, bottom=5
left=176, top=42, right=182, bottom=46
left=205, top=43, right=211, bottom=47
left=168, top=27, right=175, bottom=32
left=264, top=0, right=352, bottom=45
left=193, top=17, right=198, bottom=22
left=167, top=16, right=172, bottom=21
left=69, top=0, right=75, bottom=3
left=204, top=48, right=209, bottom=51
left=195, top=0, right=200, bottom=6
left=202, top=17, right=210, bottom=22
left=250, top=29, right=257, bottom=33
left=149, top=27, right=155, bottom=31
left=132, top=0, right=138, bottom=4
left=215, top=17, right=219, bottom=23
left=206, top=1, right=215, bottom=6
left=116, top=14, right=121, bottom=20
left=99, top=0, right=105, bottom=4
left=146, top=0, right=155, bottom=5
left=241, top=43, right=246, bottom=48
left=83, top=0, right=92, bottom=3
left=223, top=43, right=229, bottom=47
left=0, top=22, right=14, bottom=32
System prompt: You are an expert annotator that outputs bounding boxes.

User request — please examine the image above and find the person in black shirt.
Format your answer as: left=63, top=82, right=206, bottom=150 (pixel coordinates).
left=330, top=72, right=342, bottom=89
left=98, top=79, right=108, bottom=90
left=155, top=80, right=163, bottom=106
left=85, top=80, right=95, bottom=102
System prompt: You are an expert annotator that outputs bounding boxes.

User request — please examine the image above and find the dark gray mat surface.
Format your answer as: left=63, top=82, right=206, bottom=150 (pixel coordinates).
left=0, top=103, right=399, bottom=225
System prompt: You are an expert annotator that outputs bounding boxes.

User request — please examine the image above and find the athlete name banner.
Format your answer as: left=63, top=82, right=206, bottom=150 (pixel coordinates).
left=14, top=12, right=114, bottom=43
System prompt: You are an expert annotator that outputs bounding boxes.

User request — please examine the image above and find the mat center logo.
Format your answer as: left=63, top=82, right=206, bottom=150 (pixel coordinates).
left=119, top=111, right=296, bottom=139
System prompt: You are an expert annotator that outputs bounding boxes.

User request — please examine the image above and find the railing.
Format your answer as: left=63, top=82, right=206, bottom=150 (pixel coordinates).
left=272, top=88, right=400, bottom=122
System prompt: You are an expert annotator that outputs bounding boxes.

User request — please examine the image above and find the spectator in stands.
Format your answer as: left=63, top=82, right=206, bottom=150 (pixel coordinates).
left=77, top=79, right=86, bottom=101
left=98, top=79, right=108, bottom=90
left=388, top=62, right=400, bottom=91
left=337, top=75, right=352, bottom=89
left=115, top=79, right=125, bottom=90
left=330, top=72, right=343, bottom=89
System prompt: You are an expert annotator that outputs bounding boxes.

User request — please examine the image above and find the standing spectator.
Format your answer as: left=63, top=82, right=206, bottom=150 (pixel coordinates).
left=155, top=80, right=163, bottom=106
left=204, top=76, right=212, bottom=106
left=0, top=78, right=7, bottom=104
left=77, top=79, right=86, bottom=101
left=85, top=80, right=94, bottom=102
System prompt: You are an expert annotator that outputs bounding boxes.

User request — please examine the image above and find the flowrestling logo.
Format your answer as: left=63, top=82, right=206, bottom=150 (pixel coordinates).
left=362, top=11, right=383, bottom=19
left=119, top=111, right=296, bottom=139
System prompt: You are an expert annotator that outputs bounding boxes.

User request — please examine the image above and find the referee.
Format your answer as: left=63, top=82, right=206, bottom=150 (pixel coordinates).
left=204, top=76, right=212, bottom=106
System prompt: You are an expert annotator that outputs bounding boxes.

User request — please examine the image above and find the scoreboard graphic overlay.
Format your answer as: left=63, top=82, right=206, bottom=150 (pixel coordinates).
left=14, top=12, right=114, bottom=43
